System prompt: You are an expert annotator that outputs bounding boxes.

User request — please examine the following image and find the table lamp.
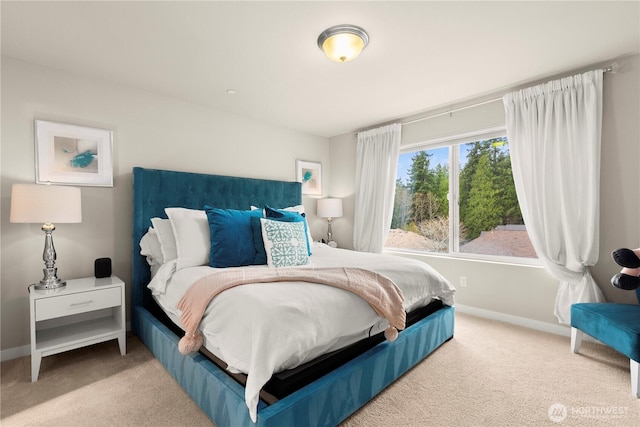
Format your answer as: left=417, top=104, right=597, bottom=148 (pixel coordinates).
left=10, top=183, right=82, bottom=290
left=317, top=198, right=343, bottom=244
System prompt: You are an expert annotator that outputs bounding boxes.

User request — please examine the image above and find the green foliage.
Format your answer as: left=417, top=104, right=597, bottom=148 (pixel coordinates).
left=404, top=150, right=449, bottom=224
left=463, top=155, right=502, bottom=238
left=434, top=164, right=449, bottom=217
left=391, top=136, right=524, bottom=245
left=408, top=151, right=434, bottom=194
left=406, top=222, right=419, bottom=234
left=391, top=179, right=412, bottom=229
left=459, top=137, right=523, bottom=239
left=413, top=191, right=440, bottom=223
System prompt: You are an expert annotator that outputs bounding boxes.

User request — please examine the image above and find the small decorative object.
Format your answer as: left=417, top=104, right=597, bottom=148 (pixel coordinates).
left=35, top=120, right=113, bottom=187
left=296, top=160, right=322, bottom=195
left=10, top=183, right=82, bottom=290
left=94, top=257, right=112, bottom=278
left=317, top=197, right=343, bottom=245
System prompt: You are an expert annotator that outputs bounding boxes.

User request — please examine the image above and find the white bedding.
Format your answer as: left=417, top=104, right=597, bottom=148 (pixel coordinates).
left=149, top=243, right=455, bottom=422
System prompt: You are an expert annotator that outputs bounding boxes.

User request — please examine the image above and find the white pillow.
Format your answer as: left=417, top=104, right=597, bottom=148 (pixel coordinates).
left=260, top=218, right=309, bottom=267
left=165, top=207, right=210, bottom=270
left=140, top=227, right=164, bottom=265
left=147, top=260, right=177, bottom=295
left=150, top=218, right=177, bottom=262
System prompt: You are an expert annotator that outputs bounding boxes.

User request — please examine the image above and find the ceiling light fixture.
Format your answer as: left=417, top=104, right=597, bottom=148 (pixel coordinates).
left=317, top=24, right=369, bottom=63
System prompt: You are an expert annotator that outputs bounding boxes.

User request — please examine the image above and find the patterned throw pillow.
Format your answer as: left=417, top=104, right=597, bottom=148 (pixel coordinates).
left=260, top=218, right=309, bottom=267
left=264, top=206, right=312, bottom=255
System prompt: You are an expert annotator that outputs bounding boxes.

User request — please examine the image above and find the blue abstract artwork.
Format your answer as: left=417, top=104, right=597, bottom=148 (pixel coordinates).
left=70, top=150, right=96, bottom=168
left=303, top=171, right=313, bottom=182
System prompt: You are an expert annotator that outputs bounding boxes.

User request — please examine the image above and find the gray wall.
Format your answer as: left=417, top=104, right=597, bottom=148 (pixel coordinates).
left=329, top=54, right=640, bottom=330
left=2, top=54, right=638, bottom=356
left=0, top=57, right=330, bottom=355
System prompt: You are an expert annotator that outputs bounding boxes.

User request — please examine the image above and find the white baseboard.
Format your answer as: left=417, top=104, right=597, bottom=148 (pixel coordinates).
left=455, top=304, right=572, bottom=337
left=1, top=344, right=30, bottom=362
left=1, top=321, right=132, bottom=362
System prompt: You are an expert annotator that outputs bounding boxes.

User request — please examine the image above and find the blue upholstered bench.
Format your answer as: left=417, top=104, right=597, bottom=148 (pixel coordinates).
left=571, top=287, right=640, bottom=397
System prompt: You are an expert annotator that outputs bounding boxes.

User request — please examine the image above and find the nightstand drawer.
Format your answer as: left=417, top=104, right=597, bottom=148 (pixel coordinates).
left=35, top=287, right=121, bottom=321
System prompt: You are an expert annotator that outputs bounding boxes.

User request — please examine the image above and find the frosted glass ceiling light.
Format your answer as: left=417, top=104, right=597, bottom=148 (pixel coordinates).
left=317, top=24, right=369, bottom=63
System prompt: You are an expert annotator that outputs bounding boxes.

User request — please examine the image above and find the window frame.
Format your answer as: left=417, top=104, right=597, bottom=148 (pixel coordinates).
left=392, top=126, right=540, bottom=266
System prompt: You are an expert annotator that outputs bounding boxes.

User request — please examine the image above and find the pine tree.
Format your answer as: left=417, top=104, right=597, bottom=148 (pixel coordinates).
left=408, top=151, right=437, bottom=223
left=391, top=179, right=412, bottom=229
left=408, top=151, right=434, bottom=194
left=464, top=154, right=502, bottom=239
left=434, top=163, right=449, bottom=217
left=493, top=140, right=523, bottom=225
left=397, top=138, right=524, bottom=248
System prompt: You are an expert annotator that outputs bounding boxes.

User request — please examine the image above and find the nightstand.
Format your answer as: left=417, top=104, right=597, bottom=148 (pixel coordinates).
left=29, top=276, right=126, bottom=382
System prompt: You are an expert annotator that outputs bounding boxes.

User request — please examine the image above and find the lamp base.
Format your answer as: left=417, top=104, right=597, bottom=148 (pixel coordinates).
left=36, top=225, right=67, bottom=290
left=34, top=269, right=66, bottom=290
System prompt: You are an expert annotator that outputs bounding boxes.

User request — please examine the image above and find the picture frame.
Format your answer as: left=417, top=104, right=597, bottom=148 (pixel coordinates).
left=35, top=120, right=113, bottom=187
left=296, top=160, right=322, bottom=195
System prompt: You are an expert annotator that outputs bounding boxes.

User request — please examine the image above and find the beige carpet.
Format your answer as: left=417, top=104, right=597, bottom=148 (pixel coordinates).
left=2, top=312, right=639, bottom=426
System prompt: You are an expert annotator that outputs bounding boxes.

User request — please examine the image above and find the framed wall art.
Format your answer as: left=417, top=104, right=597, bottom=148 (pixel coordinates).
left=35, top=120, right=113, bottom=187
left=296, top=160, right=322, bottom=195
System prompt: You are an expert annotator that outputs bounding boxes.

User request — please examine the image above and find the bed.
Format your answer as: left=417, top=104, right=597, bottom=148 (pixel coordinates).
left=131, top=167, right=456, bottom=427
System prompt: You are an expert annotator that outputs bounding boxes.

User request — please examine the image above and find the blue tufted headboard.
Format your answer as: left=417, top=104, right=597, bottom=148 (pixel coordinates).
left=131, top=167, right=302, bottom=314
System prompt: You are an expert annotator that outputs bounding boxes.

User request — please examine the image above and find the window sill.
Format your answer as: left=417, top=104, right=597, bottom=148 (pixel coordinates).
left=383, top=248, right=543, bottom=268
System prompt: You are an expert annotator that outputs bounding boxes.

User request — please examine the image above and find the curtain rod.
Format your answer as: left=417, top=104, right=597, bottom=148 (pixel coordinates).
left=398, top=62, right=619, bottom=128
left=400, top=98, right=502, bottom=126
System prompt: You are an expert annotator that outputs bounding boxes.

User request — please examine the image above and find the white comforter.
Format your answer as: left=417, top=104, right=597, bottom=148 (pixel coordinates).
left=149, top=243, right=455, bottom=422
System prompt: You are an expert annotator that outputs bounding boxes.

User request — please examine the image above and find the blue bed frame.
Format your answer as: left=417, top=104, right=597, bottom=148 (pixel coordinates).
left=131, top=167, right=455, bottom=426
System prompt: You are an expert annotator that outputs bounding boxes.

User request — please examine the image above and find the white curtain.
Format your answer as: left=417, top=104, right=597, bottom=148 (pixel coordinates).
left=503, top=70, right=605, bottom=324
left=353, top=123, right=402, bottom=253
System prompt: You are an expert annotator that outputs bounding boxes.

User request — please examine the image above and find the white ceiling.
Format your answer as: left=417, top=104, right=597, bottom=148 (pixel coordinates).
left=2, top=1, right=639, bottom=138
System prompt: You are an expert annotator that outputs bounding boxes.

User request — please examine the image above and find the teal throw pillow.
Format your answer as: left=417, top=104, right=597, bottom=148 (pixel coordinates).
left=205, top=206, right=263, bottom=268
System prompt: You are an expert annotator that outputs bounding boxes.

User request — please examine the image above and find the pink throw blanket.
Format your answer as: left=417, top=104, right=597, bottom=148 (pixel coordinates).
left=177, top=267, right=406, bottom=354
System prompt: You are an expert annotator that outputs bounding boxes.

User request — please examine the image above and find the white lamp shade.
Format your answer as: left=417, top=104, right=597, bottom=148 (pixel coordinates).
left=317, top=198, right=343, bottom=219
left=10, top=183, right=82, bottom=224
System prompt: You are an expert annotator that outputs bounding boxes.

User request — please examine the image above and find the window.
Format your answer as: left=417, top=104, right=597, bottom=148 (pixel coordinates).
left=386, top=131, right=537, bottom=260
